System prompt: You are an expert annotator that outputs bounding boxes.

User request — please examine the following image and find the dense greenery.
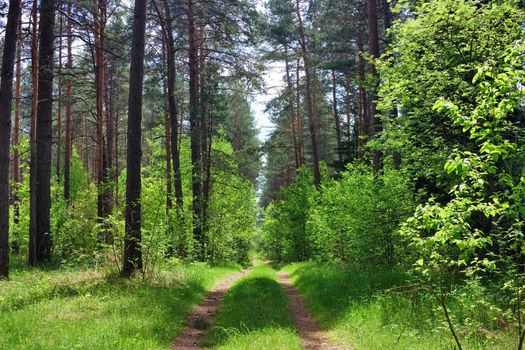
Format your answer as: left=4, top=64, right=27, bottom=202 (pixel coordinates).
left=0, top=0, right=523, bottom=348
left=260, top=0, right=525, bottom=348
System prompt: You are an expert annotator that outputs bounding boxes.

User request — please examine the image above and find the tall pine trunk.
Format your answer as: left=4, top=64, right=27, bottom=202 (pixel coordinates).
left=12, top=17, right=22, bottom=226
left=64, top=0, right=73, bottom=202
left=95, top=0, right=112, bottom=234
left=122, top=0, right=147, bottom=277
left=55, top=12, right=62, bottom=180
left=284, top=47, right=300, bottom=169
left=331, top=68, right=342, bottom=156
left=34, top=0, right=56, bottom=262
left=367, top=0, right=381, bottom=174
left=295, top=0, right=321, bottom=186
left=187, top=0, right=204, bottom=260
left=28, top=0, right=38, bottom=266
left=154, top=0, right=183, bottom=210
left=295, top=59, right=305, bottom=165
left=0, top=0, right=22, bottom=279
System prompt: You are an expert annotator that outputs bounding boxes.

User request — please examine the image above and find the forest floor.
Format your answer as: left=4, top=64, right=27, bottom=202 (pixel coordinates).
left=1, top=258, right=515, bottom=349
left=175, top=262, right=345, bottom=350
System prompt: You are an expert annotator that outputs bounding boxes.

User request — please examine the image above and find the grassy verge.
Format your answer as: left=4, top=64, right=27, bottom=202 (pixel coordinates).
left=205, top=264, right=301, bottom=350
left=282, top=262, right=514, bottom=350
left=0, top=260, right=240, bottom=350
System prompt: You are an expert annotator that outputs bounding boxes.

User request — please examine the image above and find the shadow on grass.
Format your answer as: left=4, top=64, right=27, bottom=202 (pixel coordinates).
left=285, top=262, right=406, bottom=329
left=0, top=265, right=236, bottom=349
left=205, top=273, right=298, bottom=348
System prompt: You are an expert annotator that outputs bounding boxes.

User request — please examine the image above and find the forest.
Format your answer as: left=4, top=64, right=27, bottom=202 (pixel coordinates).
left=0, top=0, right=524, bottom=349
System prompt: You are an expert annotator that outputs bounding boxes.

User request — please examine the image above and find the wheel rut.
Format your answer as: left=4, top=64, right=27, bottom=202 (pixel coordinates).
left=277, top=271, right=348, bottom=350
left=172, top=269, right=249, bottom=350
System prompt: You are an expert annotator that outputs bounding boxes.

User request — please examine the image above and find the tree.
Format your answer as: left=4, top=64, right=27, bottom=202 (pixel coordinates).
left=0, top=0, right=22, bottom=278
left=34, top=0, right=57, bottom=263
left=153, top=0, right=183, bottom=210
left=187, top=0, right=204, bottom=260
left=367, top=0, right=381, bottom=174
left=122, top=0, right=148, bottom=277
left=28, top=0, right=39, bottom=266
left=295, top=0, right=321, bottom=186
left=64, top=0, right=74, bottom=203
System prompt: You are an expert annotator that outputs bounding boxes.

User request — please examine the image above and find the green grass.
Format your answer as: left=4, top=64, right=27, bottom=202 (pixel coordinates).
left=282, top=262, right=515, bottom=350
left=0, top=260, right=240, bottom=350
left=205, top=264, right=301, bottom=350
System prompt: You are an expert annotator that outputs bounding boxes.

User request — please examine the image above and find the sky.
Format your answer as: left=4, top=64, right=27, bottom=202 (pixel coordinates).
left=251, top=62, right=286, bottom=143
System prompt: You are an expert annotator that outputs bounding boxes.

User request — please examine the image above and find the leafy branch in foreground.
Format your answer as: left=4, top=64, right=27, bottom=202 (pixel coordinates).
left=403, top=43, right=525, bottom=349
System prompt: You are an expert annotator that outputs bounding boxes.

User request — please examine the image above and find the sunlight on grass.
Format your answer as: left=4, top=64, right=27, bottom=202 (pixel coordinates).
left=281, top=262, right=514, bottom=350
left=0, top=263, right=239, bottom=350
left=206, top=264, right=301, bottom=350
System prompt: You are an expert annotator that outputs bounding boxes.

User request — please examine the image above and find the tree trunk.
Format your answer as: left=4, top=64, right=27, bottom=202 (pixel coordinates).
left=163, top=75, right=173, bottom=213
left=368, top=0, right=381, bottom=174
left=12, top=16, right=22, bottom=226
left=122, top=0, right=147, bottom=277
left=296, top=59, right=305, bottom=166
left=159, top=35, right=173, bottom=213
left=56, top=11, right=62, bottom=180
left=154, top=0, right=183, bottom=210
left=284, top=47, right=299, bottom=169
left=64, top=0, right=73, bottom=203
left=35, top=0, right=56, bottom=262
left=187, top=0, right=204, bottom=260
left=95, top=0, right=111, bottom=232
left=295, top=0, right=321, bottom=186
left=28, top=0, right=38, bottom=267
left=357, top=35, right=367, bottom=153
left=198, top=23, right=211, bottom=253
left=343, top=72, right=352, bottom=147
left=0, top=0, right=22, bottom=279
left=105, top=58, right=114, bottom=218
left=331, top=68, right=342, bottom=159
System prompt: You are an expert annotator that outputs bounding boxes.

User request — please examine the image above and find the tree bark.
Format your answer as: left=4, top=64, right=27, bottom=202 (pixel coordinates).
left=357, top=35, right=367, bottom=153
left=0, top=0, right=22, bottom=279
left=295, top=0, right=321, bottom=186
left=163, top=72, right=173, bottom=213
left=56, top=11, right=62, bottom=180
left=35, top=0, right=56, bottom=262
left=331, top=68, right=342, bottom=158
left=28, top=0, right=38, bottom=266
left=122, top=0, right=147, bottom=277
left=368, top=0, right=382, bottom=174
left=105, top=57, right=114, bottom=215
left=64, top=0, right=73, bottom=202
left=154, top=0, right=183, bottom=210
left=295, top=59, right=305, bottom=166
left=12, top=16, right=22, bottom=226
left=94, top=0, right=112, bottom=231
left=284, top=47, right=299, bottom=169
left=187, top=0, right=204, bottom=260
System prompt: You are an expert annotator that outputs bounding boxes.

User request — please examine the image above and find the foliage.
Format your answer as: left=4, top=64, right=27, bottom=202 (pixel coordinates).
left=261, top=165, right=414, bottom=266
left=207, top=138, right=258, bottom=265
left=378, top=0, right=524, bottom=202
left=401, top=42, right=525, bottom=348
left=260, top=167, right=316, bottom=262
